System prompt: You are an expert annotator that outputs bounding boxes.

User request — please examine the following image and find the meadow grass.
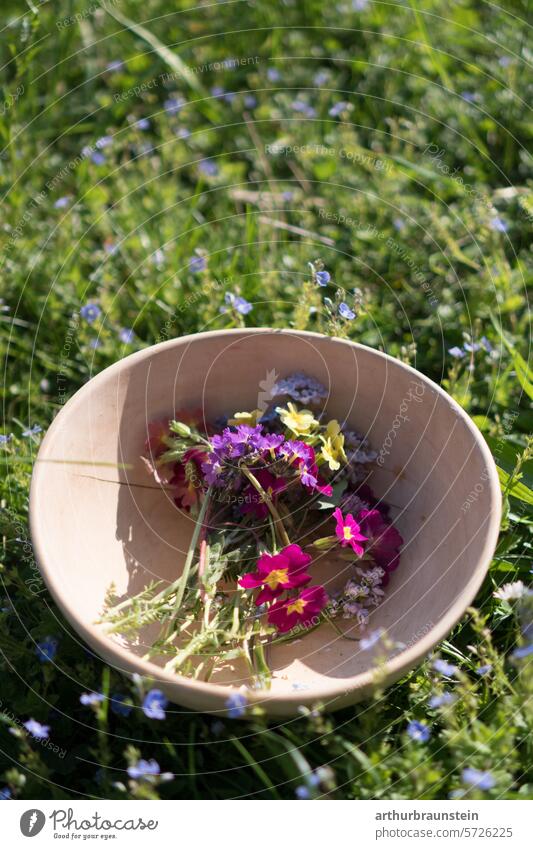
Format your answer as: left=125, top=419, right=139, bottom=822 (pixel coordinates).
left=0, top=0, right=532, bottom=799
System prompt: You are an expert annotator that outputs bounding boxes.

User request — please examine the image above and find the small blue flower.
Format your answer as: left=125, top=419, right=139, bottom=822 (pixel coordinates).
left=96, top=135, right=113, bottom=150
left=54, top=196, right=70, bottom=209
left=462, top=767, right=495, bottom=790
left=135, top=118, right=150, bottom=130
left=36, top=636, right=58, bottom=663
left=295, top=785, right=310, bottom=799
left=328, top=101, right=349, bottom=117
left=339, top=302, right=356, bottom=320
left=127, top=758, right=160, bottom=780
left=475, top=664, right=492, bottom=676
left=512, top=643, right=533, bottom=659
left=22, top=424, right=42, bottom=438
left=428, top=692, right=455, bottom=708
left=110, top=694, right=132, bottom=717
left=244, top=95, right=257, bottom=109
left=359, top=628, right=385, bottom=651
left=24, top=719, right=50, bottom=740
left=211, top=86, right=225, bottom=98
left=225, top=692, right=248, bottom=719
left=119, top=328, right=135, bottom=344
left=407, top=720, right=431, bottom=742
left=498, top=56, right=512, bottom=67
left=448, top=346, right=465, bottom=358
left=353, top=0, right=369, bottom=8
left=91, top=152, right=106, bottom=166
left=433, top=659, right=458, bottom=676
left=80, top=692, right=105, bottom=706
left=142, top=689, right=168, bottom=720
left=0, top=434, right=13, bottom=445
left=189, top=255, right=207, bottom=274
left=0, top=787, right=11, bottom=800
left=80, top=302, right=101, bottom=323
left=164, top=97, right=185, bottom=115
left=89, top=338, right=102, bottom=350
left=393, top=217, right=406, bottom=231
left=313, top=70, right=329, bottom=86
left=463, top=341, right=481, bottom=353
left=291, top=100, right=316, bottom=118
left=267, top=68, right=281, bottom=82
left=315, top=270, right=330, bottom=287
left=223, top=292, right=253, bottom=315
left=480, top=336, right=493, bottom=353
left=198, top=159, right=218, bottom=177
left=106, top=60, right=124, bottom=72
left=490, top=216, right=508, bottom=233
left=461, top=91, right=477, bottom=103
left=176, top=127, right=190, bottom=139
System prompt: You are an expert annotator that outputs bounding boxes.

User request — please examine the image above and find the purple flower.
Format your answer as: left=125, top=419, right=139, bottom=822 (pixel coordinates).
left=189, top=255, right=207, bottom=274
left=512, top=643, right=533, bottom=659
left=462, top=767, right=495, bottom=790
left=433, top=659, right=458, bottom=677
left=315, top=270, right=330, bottom=286
left=295, top=785, right=310, bottom=799
left=91, top=152, right=106, bottom=166
left=244, top=95, right=257, bottom=109
left=135, top=118, right=150, bottom=130
left=80, top=692, right=105, bottom=706
left=328, top=101, right=349, bottom=117
left=127, top=758, right=160, bottom=780
left=142, top=689, right=168, bottom=720
left=291, top=100, right=316, bottom=118
left=106, top=60, right=124, bottom=72
left=407, top=720, right=431, bottom=742
left=490, top=216, right=508, bottom=233
left=198, top=159, right=218, bottom=177
left=24, top=719, right=50, bottom=740
left=463, top=341, right=481, bottom=353
left=339, top=302, right=356, bottom=320
left=428, top=692, right=455, bottom=708
left=0, top=787, right=11, bottom=800
left=164, top=97, right=185, bottom=115
left=225, top=692, right=248, bottom=718
left=476, top=664, right=492, bottom=676
left=110, top=694, right=132, bottom=717
left=80, top=302, right=101, bottom=323
left=461, top=91, right=477, bottom=103
left=448, top=346, right=464, bottom=358
left=480, top=336, right=493, bottom=353
left=267, top=68, right=281, bottom=82
left=0, top=434, right=13, bottom=445
left=223, top=292, right=252, bottom=315
left=273, top=373, right=327, bottom=405
left=54, top=196, right=70, bottom=209
left=36, top=637, right=58, bottom=663
left=22, top=424, right=42, bottom=437
left=359, top=628, right=385, bottom=651
left=498, top=56, right=512, bottom=67
left=96, top=136, right=113, bottom=150
left=119, top=328, right=135, bottom=344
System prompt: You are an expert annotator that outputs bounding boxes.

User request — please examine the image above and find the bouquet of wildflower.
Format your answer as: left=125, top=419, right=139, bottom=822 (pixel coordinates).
left=101, top=373, right=403, bottom=687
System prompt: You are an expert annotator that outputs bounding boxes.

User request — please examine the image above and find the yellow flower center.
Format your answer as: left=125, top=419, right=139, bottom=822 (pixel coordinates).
left=287, top=598, right=307, bottom=615
left=343, top=526, right=353, bottom=541
left=265, top=568, right=289, bottom=590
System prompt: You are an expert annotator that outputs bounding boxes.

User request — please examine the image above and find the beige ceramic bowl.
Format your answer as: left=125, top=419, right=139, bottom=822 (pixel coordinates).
left=30, top=329, right=500, bottom=717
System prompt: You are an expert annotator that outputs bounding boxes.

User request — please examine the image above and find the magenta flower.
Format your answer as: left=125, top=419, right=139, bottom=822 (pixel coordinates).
left=333, top=507, right=367, bottom=556
left=268, top=585, right=329, bottom=633
left=356, top=509, right=403, bottom=577
left=239, top=544, right=312, bottom=605
left=241, top=468, right=286, bottom=518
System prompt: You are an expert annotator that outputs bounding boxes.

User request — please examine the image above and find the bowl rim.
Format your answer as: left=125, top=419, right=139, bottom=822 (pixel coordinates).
left=29, top=328, right=501, bottom=708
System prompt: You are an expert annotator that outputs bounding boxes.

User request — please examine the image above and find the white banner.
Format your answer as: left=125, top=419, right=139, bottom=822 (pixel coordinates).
left=1, top=800, right=531, bottom=847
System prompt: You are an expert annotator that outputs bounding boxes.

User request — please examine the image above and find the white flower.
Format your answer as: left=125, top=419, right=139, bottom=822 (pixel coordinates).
left=494, top=581, right=529, bottom=601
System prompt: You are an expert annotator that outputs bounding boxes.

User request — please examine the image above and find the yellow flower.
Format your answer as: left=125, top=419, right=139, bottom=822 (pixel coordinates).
left=276, top=402, right=318, bottom=435
left=320, top=419, right=346, bottom=470
left=228, top=409, right=263, bottom=427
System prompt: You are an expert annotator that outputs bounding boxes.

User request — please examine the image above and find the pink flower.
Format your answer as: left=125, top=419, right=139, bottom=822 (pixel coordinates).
left=241, top=469, right=286, bottom=518
left=356, top=509, right=403, bottom=579
left=239, top=544, right=312, bottom=605
left=267, top=585, right=329, bottom=633
left=333, top=507, right=367, bottom=556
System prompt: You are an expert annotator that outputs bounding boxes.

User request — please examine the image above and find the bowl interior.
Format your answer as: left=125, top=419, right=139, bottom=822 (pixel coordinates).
left=31, top=330, right=499, bottom=705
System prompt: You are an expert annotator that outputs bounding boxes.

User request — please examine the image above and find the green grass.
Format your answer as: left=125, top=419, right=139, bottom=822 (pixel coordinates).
left=0, top=0, right=532, bottom=800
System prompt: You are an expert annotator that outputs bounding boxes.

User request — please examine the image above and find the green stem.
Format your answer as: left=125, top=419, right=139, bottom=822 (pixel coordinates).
left=174, top=486, right=213, bottom=611
left=240, top=465, right=291, bottom=547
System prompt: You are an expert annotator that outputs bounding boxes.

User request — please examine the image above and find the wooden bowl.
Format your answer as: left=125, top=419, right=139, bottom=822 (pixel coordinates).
left=30, top=330, right=500, bottom=717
